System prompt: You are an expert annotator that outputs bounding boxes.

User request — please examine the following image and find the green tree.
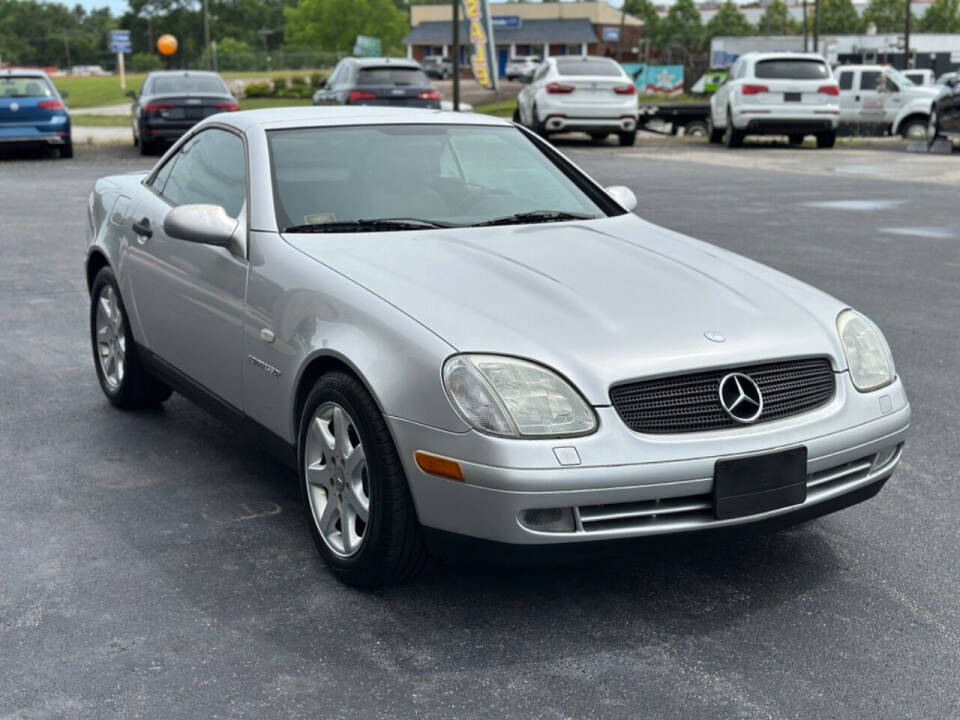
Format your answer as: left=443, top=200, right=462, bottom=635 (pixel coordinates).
left=284, top=0, right=409, bottom=55
left=660, top=0, right=704, bottom=51
left=862, top=0, right=913, bottom=32
left=706, top=0, right=754, bottom=39
left=919, top=0, right=960, bottom=30
left=756, top=0, right=801, bottom=34
left=624, top=0, right=662, bottom=50
left=817, top=0, right=863, bottom=33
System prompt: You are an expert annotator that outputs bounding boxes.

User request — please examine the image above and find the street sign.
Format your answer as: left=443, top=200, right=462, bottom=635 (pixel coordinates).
left=353, top=35, right=381, bottom=57
left=108, top=30, right=131, bottom=53
left=491, top=16, right=522, bottom=30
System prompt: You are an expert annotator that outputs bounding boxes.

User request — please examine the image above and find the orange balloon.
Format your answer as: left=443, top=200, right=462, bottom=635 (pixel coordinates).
left=157, top=34, right=178, bottom=56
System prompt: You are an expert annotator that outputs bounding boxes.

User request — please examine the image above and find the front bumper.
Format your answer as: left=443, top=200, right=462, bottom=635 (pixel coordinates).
left=390, top=373, right=909, bottom=546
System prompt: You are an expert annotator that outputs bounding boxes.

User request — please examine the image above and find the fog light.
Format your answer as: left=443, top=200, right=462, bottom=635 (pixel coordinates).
left=519, top=507, right=575, bottom=532
left=872, top=444, right=901, bottom=472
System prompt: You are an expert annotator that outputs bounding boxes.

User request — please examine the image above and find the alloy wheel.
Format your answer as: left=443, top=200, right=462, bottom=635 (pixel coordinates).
left=304, top=402, right=370, bottom=557
left=95, top=284, right=126, bottom=390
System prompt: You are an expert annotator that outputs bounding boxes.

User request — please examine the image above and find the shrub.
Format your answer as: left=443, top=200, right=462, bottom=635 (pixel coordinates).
left=290, top=75, right=306, bottom=86
left=310, top=72, right=326, bottom=88
left=276, top=85, right=314, bottom=99
left=271, top=76, right=289, bottom=92
left=243, top=81, right=271, bottom=98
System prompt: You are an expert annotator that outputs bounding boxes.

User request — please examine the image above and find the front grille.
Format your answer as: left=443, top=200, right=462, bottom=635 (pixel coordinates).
left=610, top=357, right=836, bottom=434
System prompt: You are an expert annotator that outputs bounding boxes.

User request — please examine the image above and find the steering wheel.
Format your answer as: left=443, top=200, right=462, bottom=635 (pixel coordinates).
left=454, top=187, right=511, bottom=214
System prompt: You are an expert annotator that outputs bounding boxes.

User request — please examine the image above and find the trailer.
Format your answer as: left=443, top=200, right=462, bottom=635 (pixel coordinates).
left=638, top=102, right=712, bottom=137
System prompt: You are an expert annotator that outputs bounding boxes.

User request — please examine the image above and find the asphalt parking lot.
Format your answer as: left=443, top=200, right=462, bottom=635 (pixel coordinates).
left=1, top=140, right=958, bottom=719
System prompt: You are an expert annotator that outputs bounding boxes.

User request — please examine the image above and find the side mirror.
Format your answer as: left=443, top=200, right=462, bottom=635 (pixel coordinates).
left=125, top=90, right=136, bottom=99
left=606, top=185, right=637, bottom=212
left=163, top=204, right=238, bottom=246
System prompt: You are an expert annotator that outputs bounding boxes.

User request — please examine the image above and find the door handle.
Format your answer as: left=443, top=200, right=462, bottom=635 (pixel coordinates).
left=855, top=95, right=861, bottom=101
left=132, top=217, right=153, bottom=239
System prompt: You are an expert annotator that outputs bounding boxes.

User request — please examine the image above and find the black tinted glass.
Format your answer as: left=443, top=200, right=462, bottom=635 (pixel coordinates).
left=838, top=72, right=853, bottom=90
left=754, top=60, right=829, bottom=80
left=860, top=71, right=881, bottom=90
left=163, top=129, right=246, bottom=218
left=357, top=68, right=429, bottom=86
left=149, top=75, right=228, bottom=95
left=555, top=59, right=622, bottom=77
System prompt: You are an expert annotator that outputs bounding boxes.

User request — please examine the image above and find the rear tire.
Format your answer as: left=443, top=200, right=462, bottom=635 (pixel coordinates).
left=816, top=130, right=837, bottom=149
left=788, top=134, right=805, bottom=145
left=724, top=115, right=744, bottom=148
left=618, top=130, right=637, bottom=147
left=59, top=140, right=73, bottom=159
left=298, top=372, right=430, bottom=587
left=90, top=267, right=172, bottom=409
left=512, top=108, right=521, bottom=123
left=531, top=104, right=549, bottom=139
left=590, top=132, right=610, bottom=143
left=707, top=115, right=724, bottom=144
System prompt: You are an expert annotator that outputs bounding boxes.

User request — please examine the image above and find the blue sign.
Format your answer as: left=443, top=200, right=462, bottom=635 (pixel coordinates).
left=109, top=29, right=131, bottom=53
left=602, top=27, right=621, bottom=42
left=491, top=16, right=522, bottom=30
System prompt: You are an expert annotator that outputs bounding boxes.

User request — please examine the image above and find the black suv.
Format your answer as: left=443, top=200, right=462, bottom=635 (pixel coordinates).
left=312, top=57, right=441, bottom=109
left=930, top=77, right=960, bottom=147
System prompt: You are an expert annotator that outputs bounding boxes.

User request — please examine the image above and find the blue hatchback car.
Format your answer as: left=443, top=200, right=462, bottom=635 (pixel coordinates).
left=0, top=69, right=72, bottom=158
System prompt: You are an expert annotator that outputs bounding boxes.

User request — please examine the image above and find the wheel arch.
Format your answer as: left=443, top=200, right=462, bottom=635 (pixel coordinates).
left=893, top=111, right=930, bottom=137
left=86, top=248, right=111, bottom=292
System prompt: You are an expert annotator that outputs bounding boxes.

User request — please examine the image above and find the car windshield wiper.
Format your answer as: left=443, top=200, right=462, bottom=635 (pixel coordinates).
left=284, top=217, right=457, bottom=233
left=470, top=210, right=599, bottom=227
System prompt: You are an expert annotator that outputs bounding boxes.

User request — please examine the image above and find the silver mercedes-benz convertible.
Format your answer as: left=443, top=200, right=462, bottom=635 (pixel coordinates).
left=85, top=107, right=910, bottom=586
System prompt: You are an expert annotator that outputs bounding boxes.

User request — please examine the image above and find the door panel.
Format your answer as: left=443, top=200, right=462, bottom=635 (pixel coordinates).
left=127, top=128, right=248, bottom=408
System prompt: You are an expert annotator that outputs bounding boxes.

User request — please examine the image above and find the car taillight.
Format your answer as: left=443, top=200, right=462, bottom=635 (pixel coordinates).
left=213, top=101, right=240, bottom=111
left=38, top=99, right=64, bottom=110
left=818, top=85, right=840, bottom=96
left=144, top=102, right=174, bottom=113
left=347, top=90, right=377, bottom=102
left=546, top=82, right=575, bottom=94
left=613, top=84, right=637, bottom=95
left=418, top=89, right=440, bottom=100
left=741, top=84, right=769, bottom=95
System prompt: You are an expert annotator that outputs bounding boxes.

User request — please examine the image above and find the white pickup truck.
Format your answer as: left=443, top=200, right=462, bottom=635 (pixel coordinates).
left=835, top=65, right=940, bottom=139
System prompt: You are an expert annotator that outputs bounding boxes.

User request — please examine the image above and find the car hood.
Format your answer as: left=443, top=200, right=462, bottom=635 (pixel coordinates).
left=283, top=214, right=849, bottom=404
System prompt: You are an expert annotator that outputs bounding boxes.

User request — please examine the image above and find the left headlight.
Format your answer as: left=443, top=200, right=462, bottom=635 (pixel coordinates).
left=837, top=309, right=896, bottom=392
left=442, top=354, right=597, bottom=438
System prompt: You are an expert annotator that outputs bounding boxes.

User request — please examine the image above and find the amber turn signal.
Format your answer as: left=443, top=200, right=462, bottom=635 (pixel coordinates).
left=415, top=451, right=465, bottom=482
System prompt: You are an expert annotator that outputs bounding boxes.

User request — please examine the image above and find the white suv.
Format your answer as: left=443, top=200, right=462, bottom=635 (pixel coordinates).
left=709, top=52, right=840, bottom=149
left=515, top=56, right=639, bottom=146
left=504, top=56, right=541, bottom=81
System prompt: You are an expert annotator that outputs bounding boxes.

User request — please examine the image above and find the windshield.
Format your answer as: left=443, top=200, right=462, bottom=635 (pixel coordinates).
left=267, top=125, right=613, bottom=231
left=357, top=68, right=429, bottom=86
left=0, top=76, right=54, bottom=98
left=754, top=59, right=830, bottom=80
left=885, top=68, right=916, bottom=87
left=146, top=75, right=228, bottom=95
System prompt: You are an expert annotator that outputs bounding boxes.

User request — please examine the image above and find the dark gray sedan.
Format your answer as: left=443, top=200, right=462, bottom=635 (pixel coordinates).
left=129, top=70, right=238, bottom=155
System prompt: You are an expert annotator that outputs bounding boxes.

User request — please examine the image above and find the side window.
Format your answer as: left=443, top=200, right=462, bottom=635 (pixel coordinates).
left=884, top=75, right=899, bottom=92
left=162, top=128, right=247, bottom=218
left=534, top=63, right=550, bottom=81
left=328, top=62, right=343, bottom=86
left=860, top=70, right=881, bottom=91
left=151, top=154, right=177, bottom=193
left=838, top=71, right=853, bottom=91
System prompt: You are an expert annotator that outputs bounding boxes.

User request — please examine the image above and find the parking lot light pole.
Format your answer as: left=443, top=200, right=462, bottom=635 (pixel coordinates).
left=904, top=0, right=912, bottom=69
left=452, top=0, right=460, bottom=112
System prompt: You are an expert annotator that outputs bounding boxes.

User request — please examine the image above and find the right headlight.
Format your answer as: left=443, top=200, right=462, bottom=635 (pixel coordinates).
left=442, top=354, right=597, bottom=438
left=836, top=309, right=896, bottom=392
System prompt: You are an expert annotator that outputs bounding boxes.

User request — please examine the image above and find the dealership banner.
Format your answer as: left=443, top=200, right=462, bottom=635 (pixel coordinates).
left=462, top=0, right=498, bottom=90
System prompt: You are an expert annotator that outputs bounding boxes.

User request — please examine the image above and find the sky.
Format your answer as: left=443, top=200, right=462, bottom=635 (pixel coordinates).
left=61, top=0, right=631, bottom=18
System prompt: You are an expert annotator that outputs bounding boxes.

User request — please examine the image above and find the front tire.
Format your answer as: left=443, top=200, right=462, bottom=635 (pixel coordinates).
left=298, top=372, right=429, bottom=587
left=90, top=267, right=172, bottom=409
left=900, top=119, right=928, bottom=141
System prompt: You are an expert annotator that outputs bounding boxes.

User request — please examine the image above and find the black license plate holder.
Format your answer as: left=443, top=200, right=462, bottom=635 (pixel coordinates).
left=785, top=92, right=802, bottom=102
left=714, top=447, right=807, bottom=520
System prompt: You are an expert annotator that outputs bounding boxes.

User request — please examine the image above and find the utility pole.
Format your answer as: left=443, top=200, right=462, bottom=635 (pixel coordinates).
left=802, top=0, right=809, bottom=52
left=203, top=0, right=211, bottom=69
left=452, top=0, right=460, bottom=111
left=904, top=0, right=912, bottom=69
left=812, top=0, right=820, bottom=54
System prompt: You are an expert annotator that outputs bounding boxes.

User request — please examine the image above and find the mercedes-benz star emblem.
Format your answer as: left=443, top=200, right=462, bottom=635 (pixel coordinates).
left=718, top=372, right=763, bottom=423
